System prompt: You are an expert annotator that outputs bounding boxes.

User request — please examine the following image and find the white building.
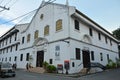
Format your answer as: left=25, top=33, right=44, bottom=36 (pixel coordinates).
left=0, top=1, right=119, bottom=74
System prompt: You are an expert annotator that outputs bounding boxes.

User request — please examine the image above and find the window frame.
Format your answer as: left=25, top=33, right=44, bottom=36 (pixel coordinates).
left=20, top=54, right=23, bottom=61
left=91, top=51, right=94, bottom=61
left=100, top=53, right=103, bottom=61
left=75, top=48, right=81, bottom=60
left=44, top=25, right=49, bottom=36
left=26, top=53, right=29, bottom=61
left=74, top=19, right=79, bottom=30
left=89, top=28, right=93, bottom=36
left=98, top=33, right=101, bottom=40
left=56, top=19, right=62, bottom=31
left=34, top=30, right=39, bottom=39
left=27, top=34, right=31, bottom=42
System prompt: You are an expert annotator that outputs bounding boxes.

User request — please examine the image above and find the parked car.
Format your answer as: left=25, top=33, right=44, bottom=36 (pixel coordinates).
left=0, top=62, right=16, bottom=78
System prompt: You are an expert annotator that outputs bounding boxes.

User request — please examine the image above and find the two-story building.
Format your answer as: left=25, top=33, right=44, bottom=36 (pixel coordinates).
left=0, top=1, right=119, bottom=74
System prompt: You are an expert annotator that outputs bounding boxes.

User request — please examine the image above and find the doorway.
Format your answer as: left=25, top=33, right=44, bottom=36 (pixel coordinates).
left=36, top=51, right=44, bottom=67
left=82, top=50, right=90, bottom=68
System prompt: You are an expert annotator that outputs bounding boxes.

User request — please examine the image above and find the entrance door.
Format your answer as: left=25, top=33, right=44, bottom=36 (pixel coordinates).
left=36, top=51, right=44, bottom=67
left=82, top=50, right=90, bottom=68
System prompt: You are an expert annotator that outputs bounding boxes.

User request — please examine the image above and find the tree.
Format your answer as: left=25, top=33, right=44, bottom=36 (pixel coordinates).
left=112, top=28, right=120, bottom=58
left=112, top=28, right=120, bottom=40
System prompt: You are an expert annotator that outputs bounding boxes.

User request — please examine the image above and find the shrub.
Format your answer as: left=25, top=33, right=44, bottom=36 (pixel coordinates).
left=43, top=61, right=49, bottom=70
left=43, top=61, right=56, bottom=73
left=116, top=58, right=120, bottom=68
left=106, top=59, right=117, bottom=69
left=46, top=65, right=56, bottom=73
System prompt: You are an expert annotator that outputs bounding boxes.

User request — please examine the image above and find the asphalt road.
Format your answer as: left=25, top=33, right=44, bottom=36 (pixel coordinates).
left=79, top=68, right=120, bottom=80
left=0, top=68, right=120, bottom=80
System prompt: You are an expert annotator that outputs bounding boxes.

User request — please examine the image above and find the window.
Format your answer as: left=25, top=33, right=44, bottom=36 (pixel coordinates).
left=2, top=58, right=4, bottom=61
left=10, top=46, right=12, bottom=52
left=91, top=51, right=94, bottom=60
left=34, top=30, right=39, bottom=39
left=2, top=41, right=4, bottom=46
left=6, top=39, right=7, bottom=45
left=105, top=36, right=108, bottom=44
left=15, top=33, right=17, bottom=41
left=44, top=25, right=49, bottom=35
left=100, top=53, right=103, bottom=61
left=10, top=36, right=11, bottom=43
left=6, top=48, right=8, bottom=53
left=3, top=49, right=5, bottom=54
left=74, top=20, right=79, bottom=30
left=5, top=57, right=7, bottom=61
left=22, top=37, right=25, bottom=44
left=9, top=57, right=11, bottom=61
left=72, top=62, right=75, bottom=67
left=56, top=19, right=62, bottom=31
left=98, top=33, right=101, bottom=40
left=16, top=44, right=18, bottom=51
left=107, top=54, right=109, bottom=63
left=27, top=34, right=31, bottom=42
left=40, top=14, right=44, bottom=19
left=89, top=28, right=93, bottom=36
left=20, top=54, right=23, bottom=61
left=49, top=59, right=53, bottom=64
left=110, top=39, right=112, bottom=46
left=26, top=53, right=29, bottom=61
left=75, top=48, right=81, bottom=60
left=14, top=56, right=17, bottom=61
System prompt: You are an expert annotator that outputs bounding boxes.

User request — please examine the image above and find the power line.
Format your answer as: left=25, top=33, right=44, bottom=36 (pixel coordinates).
left=7, top=0, right=19, bottom=8
left=4, top=0, right=12, bottom=6
left=0, top=9, right=38, bottom=25
left=0, top=0, right=56, bottom=25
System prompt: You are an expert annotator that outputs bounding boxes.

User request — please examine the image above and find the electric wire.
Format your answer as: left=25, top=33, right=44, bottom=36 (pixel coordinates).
left=0, top=8, right=38, bottom=25
left=0, top=0, right=56, bottom=25
left=4, top=0, right=12, bottom=6
left=8, top=0, right=19, bottom=8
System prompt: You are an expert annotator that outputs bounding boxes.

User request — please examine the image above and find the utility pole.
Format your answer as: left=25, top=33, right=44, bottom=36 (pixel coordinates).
left=0, top=6, right=9, bottom=10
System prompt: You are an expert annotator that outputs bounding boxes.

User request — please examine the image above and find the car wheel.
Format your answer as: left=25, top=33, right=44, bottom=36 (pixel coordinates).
left=12, top=74, right=16, bottom=77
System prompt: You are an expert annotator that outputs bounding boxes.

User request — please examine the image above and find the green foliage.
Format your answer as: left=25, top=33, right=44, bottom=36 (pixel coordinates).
left=43, top=61, right=49, bottom=70
left=106, top=59, right=117, bottom=69
left=116, top=58, right=120, bottom=67
left=112, top=28, right=120, bottom=40
left=46, top=65, right=56, bottom=73
left=43, top=61, right=56, bottom=73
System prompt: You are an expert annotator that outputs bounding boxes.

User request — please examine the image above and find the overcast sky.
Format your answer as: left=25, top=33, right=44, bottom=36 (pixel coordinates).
left=0, top=0, right=120, bottom=37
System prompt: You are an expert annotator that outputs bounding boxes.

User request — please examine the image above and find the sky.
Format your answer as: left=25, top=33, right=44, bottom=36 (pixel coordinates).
left=0, top=0, right=120, bottom=37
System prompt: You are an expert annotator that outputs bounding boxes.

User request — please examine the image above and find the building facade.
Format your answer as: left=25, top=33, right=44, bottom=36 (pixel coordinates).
left=0, top=2, right=119, bottom=74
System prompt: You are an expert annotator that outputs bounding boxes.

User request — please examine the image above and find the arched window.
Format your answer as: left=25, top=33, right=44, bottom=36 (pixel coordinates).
left=27, top=34, right=31, bottom=42
left=34, top=30, right=39, bottom=39
left=44, top=25, right=49, bottom=35
left=56, top=19, right=62, bottom=31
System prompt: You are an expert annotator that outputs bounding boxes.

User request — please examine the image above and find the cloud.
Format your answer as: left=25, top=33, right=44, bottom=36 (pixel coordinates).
left=0, top=25, right=12, bottom=37
left=0, top=17, right=15, bottom=25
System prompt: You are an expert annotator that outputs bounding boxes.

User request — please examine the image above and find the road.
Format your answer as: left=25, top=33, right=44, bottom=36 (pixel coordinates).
left=0, top=68, right=120, bottom=80
left=79, top=68, right=120, bottom=80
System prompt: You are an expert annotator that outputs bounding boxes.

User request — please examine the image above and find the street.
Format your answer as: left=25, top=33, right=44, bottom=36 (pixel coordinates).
left=0, top=68, right=120, bottom=80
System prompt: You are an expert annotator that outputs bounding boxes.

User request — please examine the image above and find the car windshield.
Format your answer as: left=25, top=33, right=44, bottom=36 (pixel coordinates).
left=1, top=63, right=12, bottom=68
